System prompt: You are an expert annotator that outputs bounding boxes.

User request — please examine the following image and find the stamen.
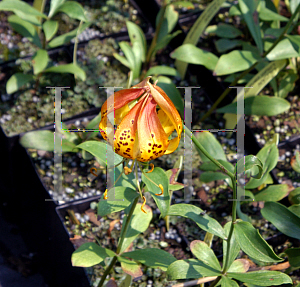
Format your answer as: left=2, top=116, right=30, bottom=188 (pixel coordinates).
left=141, top=196, right=147, bottom=213
left=104, top=189, right=108, bottom=200
left=124, top=166, right=132, bottom=175
left=146, top=163, right=154, bottom=173
left=154, top=79, right=158, bottom=86
left=90, top=167, right=98, bottom=177
left=155, top=184, right=164, bottom=196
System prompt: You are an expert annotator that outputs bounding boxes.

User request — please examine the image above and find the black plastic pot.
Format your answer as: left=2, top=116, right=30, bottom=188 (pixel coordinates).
left=0, top=126, right=90, bottom=287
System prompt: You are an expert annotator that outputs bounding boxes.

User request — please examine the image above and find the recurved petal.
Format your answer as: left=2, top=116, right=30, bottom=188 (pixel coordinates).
left=113, top=96, right=146, bottom=160
left=100, top=88, right=146, bottom=119
left=149, top=84, right=183, bottom=154
left=137, top=95, right=169, bottom=162
left=157, top=109, right=175, bottom=137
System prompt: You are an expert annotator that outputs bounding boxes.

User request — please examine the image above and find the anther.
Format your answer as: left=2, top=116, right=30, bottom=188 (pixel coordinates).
left=146, top=163, right=154, bottom=173
left=155, top=184, right=164, bottom=196
left=104, top=189, right=108, bottom=200
left=124, top=166, right=132, bottom=175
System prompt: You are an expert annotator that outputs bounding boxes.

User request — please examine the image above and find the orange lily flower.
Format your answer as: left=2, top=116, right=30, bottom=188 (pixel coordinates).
left=99, top=77, right=182, bottom=162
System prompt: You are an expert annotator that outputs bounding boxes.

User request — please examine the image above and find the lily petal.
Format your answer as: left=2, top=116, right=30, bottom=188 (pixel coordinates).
left=113, top=96, right=146, bottom=159
left=149, top=84, right=183, bottom=154
left=157, top=109, right=175, bottom=137
left=99, top=88, right=145, bottom=143
left=137, top=95, right=169, bottom=162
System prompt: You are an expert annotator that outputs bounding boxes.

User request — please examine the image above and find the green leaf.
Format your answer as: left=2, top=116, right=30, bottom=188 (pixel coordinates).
left=156, top=76, right=184, bottom=118
left=126, top=21, right=146, bottom=62
left=32, top=49, right=49, bottom=75
left=285, top=248, right=300, bottom=268
left=97, top=187, right=139, bottom=217
left=20, top=130, right=78, bottom=152
left=200, top=160, right=234, bottom=173
left=288, top=187, right=300, bottom=204
left=47, top=22, right=90, bottom=48
left=223, top=59, right=287, bottom=130
left=223, top=222, right=240, bottom=269
left=200, top=171, right=229, bottom=183
left=156, top=4, right=178, bottom=44
left=167, top=204, right=226, bottom=239
left=238, top=0, right=263, bottom=54
left=145, top=66, right=180, bottom=77
left=214, top=50, right=259, bottom=76
left=113, top=53, right=131, bottom=69
left=236, top=155, right=263, bottom=179
left=190, top=240, right=221, bottom=270
left=122, top=248, right=176, bottom=271
left=215, top=39, right=243, bottom=53
left=205, top=24, right=242, bottom=38
left=119, top=203, right=152, bottom=253
left=261, top=201, right=300, bottom=240
left=44, top=63, right=86, bottom=81
left=6, top=73, right=34, bottom=94
left=171, top=44, right=218, bottom=71
left=8, top=15, right=41, bottom=48
left=254, top=184, right=289, bottom=202
left=167, top=259, right=221, bottom=280
left=259, top=6, right=289, bottom=21
left=217, top=96, right=291, bottom=116
left=77, top=141, right=123, bottom=167
left=0, top=0, right=46, bottom=18
left=228, top=270, right=292, bottom=286
left=142, top=167, right=169, bottom=218
left=153, top=30, right=181, bottom=56
left=227, top=259, right=250, bottom=273
left=43, top=20, right=58, bottom=41
left=13, top=10, right=41, bottom=26
left=118, top=256, right=143, bottom=279
left=234, top=221, right=283, bottom=263
left=221, top=276, right=239, bottom=287
left=266, top=39, right=299, bottom=61
left=119, top=274, right=132, bottom=287
left=71, top=242, right=115, bottom=267
left=278, top=71, right=298, bottom=98
left=289, top=204, right=300, bottom=217
left=48, top=0, right=65, bottom=18
left=286, top=34, right=300, bottom=52
left=195, top=132, right=227, bottom=163
left=175, top=0, right=226, bottom=78
left=86, top=112, right=101, bottom=130
left=246, top=144, right=278, bottom=189
left=57, top=1, right=87, bottom=21
left=119, top=41, right=139, bottom=79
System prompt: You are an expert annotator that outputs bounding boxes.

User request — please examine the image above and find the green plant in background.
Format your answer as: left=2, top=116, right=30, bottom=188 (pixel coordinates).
left=0, top=0, right=90, bottom=94
left=171, top=0, right=300, bottom=126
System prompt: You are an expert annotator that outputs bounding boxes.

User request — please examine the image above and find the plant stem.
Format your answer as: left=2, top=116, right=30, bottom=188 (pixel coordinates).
left=97, top=196, right=139, bottom=287
left=73, top=20, right=83, bottom=66
left=200, top=3, right=300, bottom=122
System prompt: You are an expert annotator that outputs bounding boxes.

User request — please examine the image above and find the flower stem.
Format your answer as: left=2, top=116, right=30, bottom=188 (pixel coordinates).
left=200, top=3, right=300, bottom=122
left=97, top=196, right=139, bottom=287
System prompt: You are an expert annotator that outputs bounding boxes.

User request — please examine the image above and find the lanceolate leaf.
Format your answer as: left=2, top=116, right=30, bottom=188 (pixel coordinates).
left=122, top=248, right=176, bottom=271
left=6, top=73, right=34, bottom=94
left=221, top=276, right=239, bottom=287
left=118, top=257, right=143, bottom=279
left=167, top=204, right=226, bottom=239
left=234, top=221, right=282, bottom=263
left=77, top=141, right=123, bottom=167
left=223, top=222, right=240, bottom=269
left=167, top=259, right=221, bottom=280
left=228, top=270, right=292, bottom=286
left=72, top=242, right=115, bottom=267
left=261, top=202, right=300, bottom=240
left=238, top=0, right=263, bottom=54
left=44, top=63, right=86, bottom=81
left=126, top=21, right=146, bottom=62
left=236, top=155, right=263, bottom=179
left=171, top=44, right=219, bottom=71
left=43, top=20, right=59, bottom=41
left=57, top=1, right=87, bottom=21
left=217, top=96, right=291, bottom=116
left=254, top=184, right=289, bottom=202
left=32, top=49, right=49, bottom=75
left=285, top=248, right=300, bottom=268
left=119, top=203, right=152, bottom=253
left=190, top=240, right=221, bottom=270
left=97, top=187, right=139, bottom=217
